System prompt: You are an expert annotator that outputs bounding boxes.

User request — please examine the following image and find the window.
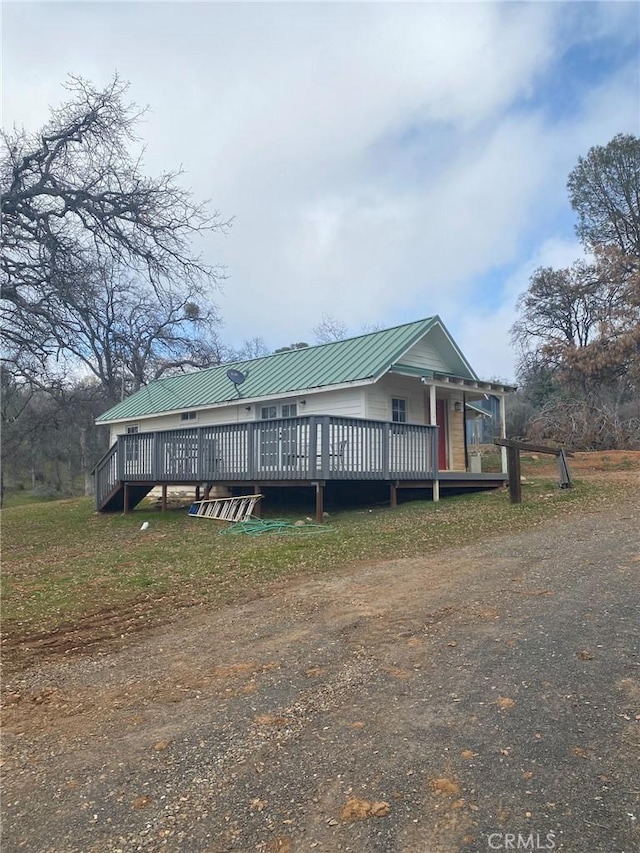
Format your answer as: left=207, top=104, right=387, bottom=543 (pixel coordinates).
left=391, top=398, right=407, bottom=423
left=124, top=425, right=139, bottom=464
left=180, top=411, right=197, bottom=421
left=261, top=403, right=298, bottom=420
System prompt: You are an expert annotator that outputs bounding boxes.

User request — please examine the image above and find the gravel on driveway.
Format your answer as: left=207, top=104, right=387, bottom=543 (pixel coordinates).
left=2, top=496, right=639, bottom=853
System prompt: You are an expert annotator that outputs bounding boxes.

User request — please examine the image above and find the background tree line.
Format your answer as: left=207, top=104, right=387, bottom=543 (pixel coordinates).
left=507, top=133, right=640, bottom=449
left=0, top=77, right=361, bottom=501
left=2, top=77, right=638, bottom=502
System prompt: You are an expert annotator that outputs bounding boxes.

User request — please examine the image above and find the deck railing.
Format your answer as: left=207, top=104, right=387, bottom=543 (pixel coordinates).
left=93, top=441, right=119, bottom=505
left=96, top=415, right=438, bottom=508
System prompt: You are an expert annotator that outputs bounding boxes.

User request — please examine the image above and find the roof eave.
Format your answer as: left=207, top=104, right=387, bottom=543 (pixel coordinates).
left=96, top=376, right=380, bottom=425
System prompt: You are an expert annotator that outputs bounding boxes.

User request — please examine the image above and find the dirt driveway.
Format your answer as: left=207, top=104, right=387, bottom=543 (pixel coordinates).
left=2, top=494, right=639, bottom=853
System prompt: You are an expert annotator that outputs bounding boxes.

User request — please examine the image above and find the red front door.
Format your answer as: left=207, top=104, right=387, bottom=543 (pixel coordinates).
left=435, top=399, right=448, bottom=470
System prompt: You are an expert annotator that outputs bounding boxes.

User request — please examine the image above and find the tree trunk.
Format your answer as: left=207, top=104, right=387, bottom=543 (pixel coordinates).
left=79, top=427, right=94, bottom=496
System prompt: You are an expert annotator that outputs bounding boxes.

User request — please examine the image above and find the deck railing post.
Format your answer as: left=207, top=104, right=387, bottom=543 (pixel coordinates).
left=382, top=423, right=390, bottom=479
left=309, top=417, right=318, bottom=479
left=197, top=427, right=204, bottom=482
left=319, top=416, right=330, bottom=479
left=431, top=426, right=440, bottom=502
left=151, top=433, right=159, bottom=481
left=247, top=422, right=255, bottom=479
left=116, top=436, right=124, bottom=481
left=431, top=427, right=439, bottom=477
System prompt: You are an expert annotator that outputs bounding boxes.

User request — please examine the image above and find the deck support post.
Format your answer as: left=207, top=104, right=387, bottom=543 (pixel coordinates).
left=252, top=484, right=262, bottom=518
left=432, top=479, right=440, bottom=502
left=390, top=482, right=397, bottom=508
left=507, top=445, right=522, bottom=504
left=123, top=483, right=130, bottom=514
left=315, top=482, right=324, bottom=524
left=195, top=485, right=201, bottom=501
left=499, top=395, right=507, bottom=474
left=203, top=483, right=211, bottom=500
left=161, top=484, right=168, bottom=512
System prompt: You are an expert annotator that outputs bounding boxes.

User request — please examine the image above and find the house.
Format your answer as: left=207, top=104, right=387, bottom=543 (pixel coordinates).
left=94, top=317, right=514, bottom=518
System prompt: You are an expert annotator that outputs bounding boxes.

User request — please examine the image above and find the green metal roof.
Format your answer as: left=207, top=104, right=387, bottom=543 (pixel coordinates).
left=97, top=316, right=463, bottom=423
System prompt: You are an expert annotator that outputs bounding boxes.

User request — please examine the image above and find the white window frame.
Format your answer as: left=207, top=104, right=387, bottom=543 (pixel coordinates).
left=260, top=403, right=298, bottom=420
left=391, top=397, right=407, bottom=423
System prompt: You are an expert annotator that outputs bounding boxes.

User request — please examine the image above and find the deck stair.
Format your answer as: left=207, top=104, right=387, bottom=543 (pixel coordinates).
left=188, top=494, right=263, bottom=522
left=99, top=482, right=154, bottom=513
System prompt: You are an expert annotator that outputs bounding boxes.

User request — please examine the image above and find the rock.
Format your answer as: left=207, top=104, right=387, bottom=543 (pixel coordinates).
left=294, top=520, right=306, bottom=527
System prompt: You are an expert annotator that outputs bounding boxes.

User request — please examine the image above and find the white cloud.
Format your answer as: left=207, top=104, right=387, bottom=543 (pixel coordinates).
left=2, top=1, right=638, bottom=372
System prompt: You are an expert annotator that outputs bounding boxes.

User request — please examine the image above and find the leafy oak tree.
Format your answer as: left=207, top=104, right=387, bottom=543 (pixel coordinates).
left=568, top=133, right=640, bottom=257
left=512, top=134, right=640, bottom=449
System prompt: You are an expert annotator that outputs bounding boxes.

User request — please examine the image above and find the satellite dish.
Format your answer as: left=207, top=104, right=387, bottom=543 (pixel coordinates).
left=226, top=369, right=246, bottom=386
left=226, top=368, right=247, bottom=397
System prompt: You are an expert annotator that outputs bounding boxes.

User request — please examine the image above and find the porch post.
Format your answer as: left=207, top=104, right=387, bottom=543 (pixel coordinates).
left=499, top=394, right=507, bottom=473
left=161, top=484, right=167, bottom=512
left=123, top=482, right=130, bottom=514
left=429, top=384, right=440, bottom=502
left=429, top=384, right=437, bottom=426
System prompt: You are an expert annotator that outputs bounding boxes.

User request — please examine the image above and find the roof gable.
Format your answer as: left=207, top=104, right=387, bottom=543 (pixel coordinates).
left=97, top=316, right=472, bottom=423
left=391, top=318, right=477, bottom=379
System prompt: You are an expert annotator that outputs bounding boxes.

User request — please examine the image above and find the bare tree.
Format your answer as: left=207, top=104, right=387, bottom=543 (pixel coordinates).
left=511, top=258, right=625, bottom=370
left=1, top=75, right=228, bottom=310
left=313, top=313, right=348, bottom=343
left=232, top=336, right=271, bottom=361
left=0, top=74, right=230, bottom=496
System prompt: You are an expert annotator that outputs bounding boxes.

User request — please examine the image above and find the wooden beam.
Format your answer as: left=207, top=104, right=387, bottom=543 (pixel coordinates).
left=495, top=438, right=566, bottom=457
left=195, top=485, right=201, bottom=501
left=390, top=482, right=397, bottom=509
left=161, top=484, right=167, bottom=512
left=507, top=444, right=522, bottom=504
left=123, top=483, right=130, bottom=514
left=557, top=449, right=573, bottom=489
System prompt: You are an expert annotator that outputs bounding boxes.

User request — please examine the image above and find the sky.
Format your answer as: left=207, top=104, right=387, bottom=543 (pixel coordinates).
left=3, top=1, right=639, bottom=381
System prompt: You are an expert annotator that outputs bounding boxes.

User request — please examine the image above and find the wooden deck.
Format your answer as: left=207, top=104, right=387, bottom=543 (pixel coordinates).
left=94, top=415, right=505, bottom=516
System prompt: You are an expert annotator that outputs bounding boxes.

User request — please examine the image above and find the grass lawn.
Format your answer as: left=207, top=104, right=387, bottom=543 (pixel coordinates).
left=2, top=470, right=633, bottom=644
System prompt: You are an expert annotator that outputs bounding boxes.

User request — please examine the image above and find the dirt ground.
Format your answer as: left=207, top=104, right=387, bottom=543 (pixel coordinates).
left=2, top=464, right=640, bottom=853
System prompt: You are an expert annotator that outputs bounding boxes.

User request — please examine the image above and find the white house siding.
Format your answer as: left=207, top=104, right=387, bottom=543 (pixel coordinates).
left=298, top=387, right=364, bottom=418
left=109, top=403, right=248, bottom=445
left=107, top=379, right=466, bottom=474
left=399, top=336, right=450, bottom=373
left=108, top=388, right=365, bottom=446
left=365, top=375, right=428, bottom=424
